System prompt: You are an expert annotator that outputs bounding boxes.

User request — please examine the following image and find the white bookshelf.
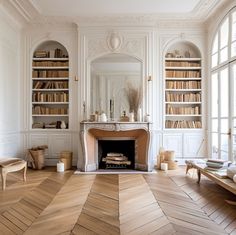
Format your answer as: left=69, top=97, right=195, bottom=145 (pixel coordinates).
left=31, top=42, right=70, bottom=130
left=164, top=56, right=202, bottom=129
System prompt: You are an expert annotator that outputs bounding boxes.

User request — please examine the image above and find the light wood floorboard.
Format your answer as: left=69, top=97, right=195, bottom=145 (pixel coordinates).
left=0, top=167, right=235, bottom=234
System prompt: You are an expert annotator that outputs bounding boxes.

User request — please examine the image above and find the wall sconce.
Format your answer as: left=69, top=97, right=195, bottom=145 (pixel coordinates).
left=148, top=75, right=152, bottom=82
left=74, top=75, right=79, bottom=81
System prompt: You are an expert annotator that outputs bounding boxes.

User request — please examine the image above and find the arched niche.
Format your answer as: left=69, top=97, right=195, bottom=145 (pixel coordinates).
left=33, top=40, right=69, bottom=58
left=165, top=41, right=201, bottom=58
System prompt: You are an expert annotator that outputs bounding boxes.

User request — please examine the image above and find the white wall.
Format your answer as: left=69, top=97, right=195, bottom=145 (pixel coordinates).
left=0, top=6, right=21, bottom=158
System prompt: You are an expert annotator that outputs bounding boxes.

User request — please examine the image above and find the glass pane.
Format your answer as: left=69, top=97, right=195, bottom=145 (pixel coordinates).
left=232, top=12, right=236, bottom=40
left=211, top=73, right=218, bottom=117
left=232, top=42, right=236, bottom=57
left=220, top=119, right=228, bottom=133
left=234, top=64, right=236, bottom=116
left=212, top=133, right=218, bottom=159
left=211, top=53, right=218, bottom=67
left=220, top=68, right=228, bottom=117
left=220, top=47, right=228, bottom=63
left=234, top=119, right=236, bottom=137
left=233, top=135, right=236, bottom=162
left=212, top=119, right=218, bottom=132
left=220, top=134, right=228, bottom=160
left=220, top=18, right=229, bottom=49
left=212, top=33, right=218, bottom=54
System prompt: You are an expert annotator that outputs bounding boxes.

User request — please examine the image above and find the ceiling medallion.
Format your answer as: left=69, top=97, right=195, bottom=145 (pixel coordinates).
left=107, top=32, right=122, bottom=52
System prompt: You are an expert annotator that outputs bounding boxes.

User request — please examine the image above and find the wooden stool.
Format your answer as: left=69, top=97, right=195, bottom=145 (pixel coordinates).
left=0, top=158, right=27, bottom=190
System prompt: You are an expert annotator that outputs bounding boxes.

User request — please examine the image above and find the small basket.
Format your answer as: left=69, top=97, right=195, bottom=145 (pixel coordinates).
left=60, top=151, right=73, bottom=170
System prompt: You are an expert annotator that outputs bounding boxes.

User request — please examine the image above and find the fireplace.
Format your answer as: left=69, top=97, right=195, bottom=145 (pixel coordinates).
left=80, top=122, right=151, bottom=171
left=98, top=140, right=135, bottom=169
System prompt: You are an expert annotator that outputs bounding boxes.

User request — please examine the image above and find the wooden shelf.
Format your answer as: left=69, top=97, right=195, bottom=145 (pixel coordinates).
left=32, top=66, right=69, bottom=69
left=165, top=102, right=201, bottom=104
left=32, top=77, right=69, bottom=80
left=32, top=89, right=69, bottom=91
left=165, top=77, right=201, bottom=80
left=32, top=114, right=69, bottom=117
left=165, top=58, right=201, bottom=61
left=32, top=102, right=69, bottom=104
left=165, top=66, right=201, bottom=70
left=33, top=58, right=69, bottom=61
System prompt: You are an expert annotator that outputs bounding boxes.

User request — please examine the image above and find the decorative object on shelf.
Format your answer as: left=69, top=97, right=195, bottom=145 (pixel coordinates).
left=129, top=112, right=135, bottom=122
left=148, top=75, right=152, bottom=82
left=109, top=98, right=114, bottom=120
left=100, top=112, right=107, bottom=122
left=56, top=121, right=61, bottom=129
left=60, top=120, right=66, bottom=129
left=137, top=108, right=142, bottom=122
left=184, top=50, right=191, bottom=58
left=120, top=110, right=129, bottom=122
left=57, top=161, right=64, bottom=172
left=145, top=114, right=151, bottom=122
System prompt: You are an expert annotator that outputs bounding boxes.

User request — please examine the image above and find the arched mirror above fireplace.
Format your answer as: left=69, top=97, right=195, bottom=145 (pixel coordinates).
left=90, top=53, right=143, bottom=121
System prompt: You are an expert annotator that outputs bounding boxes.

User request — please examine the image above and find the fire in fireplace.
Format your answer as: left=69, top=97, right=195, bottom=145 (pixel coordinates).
left=98, top=140, right=135, bottom=169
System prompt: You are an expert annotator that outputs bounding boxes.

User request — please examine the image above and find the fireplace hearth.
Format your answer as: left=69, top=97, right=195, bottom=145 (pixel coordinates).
left=98, top=140, right=135, bottom=169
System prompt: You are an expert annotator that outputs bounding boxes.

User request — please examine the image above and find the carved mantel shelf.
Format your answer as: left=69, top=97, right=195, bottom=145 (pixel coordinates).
left=80, top=121, right=152, bottom=172
left=80, top=121, right=151, bottom=132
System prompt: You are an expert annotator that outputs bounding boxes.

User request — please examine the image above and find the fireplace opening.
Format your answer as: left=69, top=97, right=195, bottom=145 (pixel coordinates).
left=98, top=140, right=135, bottom=169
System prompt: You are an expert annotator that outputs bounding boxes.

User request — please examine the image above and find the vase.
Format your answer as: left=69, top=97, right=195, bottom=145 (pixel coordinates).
left=60, top=121, right=66, bottom=129
left=137, top=108, right=142, bottom=122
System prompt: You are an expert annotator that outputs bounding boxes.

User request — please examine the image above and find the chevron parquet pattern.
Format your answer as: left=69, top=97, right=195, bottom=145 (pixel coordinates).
left=0, top=167, right=235, bottom=234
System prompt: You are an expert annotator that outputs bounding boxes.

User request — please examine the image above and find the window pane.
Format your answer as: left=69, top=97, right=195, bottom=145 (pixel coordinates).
left=220, top=18, right=229, bottom=49
left=233, top=134, right=236, bottom=162
left=234, top=64, right=236, bottom=116
left=211, top=73, right=218, bottom=117
left=212, top=133, right=218, bottom=159
left=232, top=11, right=236, bottom=41
left=234, top=119, right=236, bottom=137
left=232, top=42, right=236, bottom=57
left=212, top=33, right=218, bottom=54
left=220, top=134, right=228, bottom=160
left=212, top=119, right=218, bottom=132
left=220, top=68, right=228, bottom=117
left=221, top=119, right=228, bottom=133
left=212, top=53, right=218, bottom=67
left=220, top=47, right=228, bottom=63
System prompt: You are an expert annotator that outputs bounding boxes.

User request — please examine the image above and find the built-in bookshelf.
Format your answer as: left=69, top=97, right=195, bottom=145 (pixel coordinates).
left=31, top=41, right=69, bottom=129
left=164, top=55, right=202, bottom=129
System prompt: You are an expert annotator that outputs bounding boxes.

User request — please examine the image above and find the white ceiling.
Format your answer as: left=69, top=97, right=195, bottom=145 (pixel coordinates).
left=29, top=0, right=209, bottom=17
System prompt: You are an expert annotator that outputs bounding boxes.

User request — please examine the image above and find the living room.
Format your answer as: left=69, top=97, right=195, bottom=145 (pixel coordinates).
left=0, top=0, right=236, bottom=234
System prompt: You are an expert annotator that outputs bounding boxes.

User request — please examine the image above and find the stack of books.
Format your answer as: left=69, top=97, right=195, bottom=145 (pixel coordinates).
left=205, top=159, right=228, bottom=170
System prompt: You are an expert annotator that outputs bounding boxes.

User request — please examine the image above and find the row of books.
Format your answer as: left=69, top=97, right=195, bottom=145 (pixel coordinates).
left=165, top=61, right=200, bottom=67
left=33, top=81, right=68, bottom=89
left=33, top=106, right=68, bottom=115
left=165, top=120, right=202, bottom=128
left=32, top=70, right=69, bottom=78
left=166, top=104, right=200, bottom=115
left=165, top=92, right=201, bottom=102
left=32, top=92, right=69, bottom=102
left=34, top=49, right=66, bottom=58
left=166, top=81, right=201, bottom=89
left=32, top=61, right=69, bottom=67
left=166, top=70, right=201, bottom=78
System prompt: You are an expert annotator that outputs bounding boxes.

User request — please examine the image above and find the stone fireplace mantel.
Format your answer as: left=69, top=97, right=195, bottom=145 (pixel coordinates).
left=80, top=122, right=151, bottom=171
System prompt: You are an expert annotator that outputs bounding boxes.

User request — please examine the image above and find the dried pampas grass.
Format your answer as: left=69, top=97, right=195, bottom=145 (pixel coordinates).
left=125, top=82, right=142, bottom=115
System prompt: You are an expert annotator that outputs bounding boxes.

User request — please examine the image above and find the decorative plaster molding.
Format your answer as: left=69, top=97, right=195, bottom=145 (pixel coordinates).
left=107, top=32, right=122, bottom=52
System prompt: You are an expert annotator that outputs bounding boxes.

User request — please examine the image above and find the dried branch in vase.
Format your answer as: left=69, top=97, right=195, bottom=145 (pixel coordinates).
left=125, top=82, right=142, bottom=115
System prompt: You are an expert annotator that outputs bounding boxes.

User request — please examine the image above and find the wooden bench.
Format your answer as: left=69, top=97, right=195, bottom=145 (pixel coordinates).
left=0, top=158, right=27, bottom=190
left=186, top=162, right=236, bottom=205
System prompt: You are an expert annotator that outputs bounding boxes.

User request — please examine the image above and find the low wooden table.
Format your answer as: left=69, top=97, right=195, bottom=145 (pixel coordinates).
left=192, top=163, right=236, bottom=205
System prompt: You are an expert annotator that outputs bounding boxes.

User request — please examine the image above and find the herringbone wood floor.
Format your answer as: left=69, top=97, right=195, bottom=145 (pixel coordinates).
left=0, top=167, right=236, bottom=234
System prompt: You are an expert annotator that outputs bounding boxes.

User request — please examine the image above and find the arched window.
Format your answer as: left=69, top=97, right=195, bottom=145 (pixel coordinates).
left=210, top=7, right=236, bottom=161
